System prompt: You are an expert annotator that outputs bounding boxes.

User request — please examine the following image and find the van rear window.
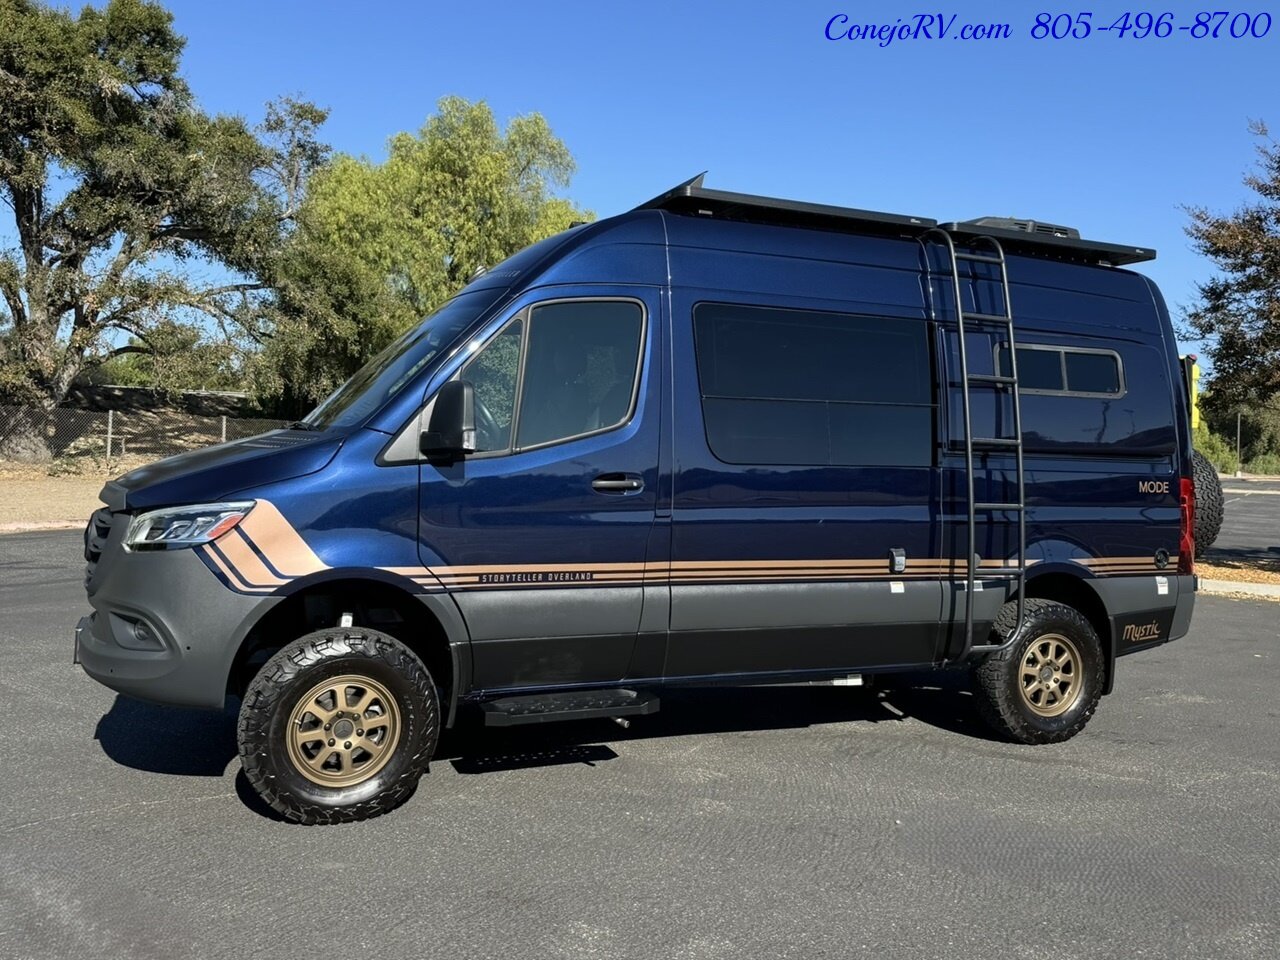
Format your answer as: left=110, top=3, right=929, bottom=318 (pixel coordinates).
left=998, top=345, right=1125, bottom=397
left=692, top=303, right=934, bottom=466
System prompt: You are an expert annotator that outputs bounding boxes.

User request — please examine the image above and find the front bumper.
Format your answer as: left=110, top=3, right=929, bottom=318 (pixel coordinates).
left=77, top=515, right=281, bottom=709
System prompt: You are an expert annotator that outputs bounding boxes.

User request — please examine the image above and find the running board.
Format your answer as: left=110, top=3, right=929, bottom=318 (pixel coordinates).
left=481, top=689, right=660, bottom=726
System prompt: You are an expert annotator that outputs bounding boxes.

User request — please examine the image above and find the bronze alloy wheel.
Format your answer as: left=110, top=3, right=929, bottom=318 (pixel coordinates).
left=1018, top=633, right=1084, bottom=718
left=285, top=674, right=402, bottom=787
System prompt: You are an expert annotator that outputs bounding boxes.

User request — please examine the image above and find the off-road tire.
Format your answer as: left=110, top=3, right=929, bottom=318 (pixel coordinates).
left=971, top=599, right=1104, bottom=745
left=238, top=629, right=439, bottom=824
left=1193, top=449, right=1224, bottom=557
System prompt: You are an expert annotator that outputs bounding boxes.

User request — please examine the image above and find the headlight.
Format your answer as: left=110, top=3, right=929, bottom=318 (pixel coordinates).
left=124, top=502, right=256, bottom=551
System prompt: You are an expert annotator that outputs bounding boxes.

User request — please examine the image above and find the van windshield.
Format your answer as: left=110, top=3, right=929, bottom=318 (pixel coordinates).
left=302, top=289, right=502, bottom=429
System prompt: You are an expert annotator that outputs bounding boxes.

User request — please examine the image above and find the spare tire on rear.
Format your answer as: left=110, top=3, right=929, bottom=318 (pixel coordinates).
left=1193, top=449, right=1224, bottom=557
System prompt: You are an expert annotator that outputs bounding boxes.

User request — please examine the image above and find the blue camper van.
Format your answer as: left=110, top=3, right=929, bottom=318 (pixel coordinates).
left=77, top=177, right=1197, bottom=823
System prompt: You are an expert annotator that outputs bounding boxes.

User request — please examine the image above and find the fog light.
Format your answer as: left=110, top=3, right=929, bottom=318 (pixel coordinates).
left=108, top=612, right=166, bottom=651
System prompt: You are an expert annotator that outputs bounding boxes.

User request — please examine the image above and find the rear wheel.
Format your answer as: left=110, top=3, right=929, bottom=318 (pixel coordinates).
left=237, top=629, right=439, bottom=824
left=1193, top=449, right=1224, bottom=557
left=971, top=598, right=1104, bottom=744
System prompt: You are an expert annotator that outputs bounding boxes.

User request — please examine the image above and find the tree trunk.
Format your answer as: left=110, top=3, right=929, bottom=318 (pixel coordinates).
left=0, top=403, right=54, bottom=463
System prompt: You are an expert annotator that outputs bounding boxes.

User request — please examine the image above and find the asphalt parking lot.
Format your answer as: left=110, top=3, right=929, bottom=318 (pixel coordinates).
left=2, top=529, right=1278, bottom=960
left=1209, top=478, right=1280, bottom=565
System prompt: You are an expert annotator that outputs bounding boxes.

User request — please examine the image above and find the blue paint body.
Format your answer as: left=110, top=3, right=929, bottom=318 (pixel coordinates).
left=86, top=202, right=1195, bottom=713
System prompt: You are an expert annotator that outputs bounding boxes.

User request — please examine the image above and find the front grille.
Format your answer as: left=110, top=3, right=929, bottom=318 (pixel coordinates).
left=84, top=507, right=114, bottom=589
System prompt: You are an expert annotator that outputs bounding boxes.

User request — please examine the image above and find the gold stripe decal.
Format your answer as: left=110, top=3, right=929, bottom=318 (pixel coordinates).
left=196, top=499, right=1173, bottom=596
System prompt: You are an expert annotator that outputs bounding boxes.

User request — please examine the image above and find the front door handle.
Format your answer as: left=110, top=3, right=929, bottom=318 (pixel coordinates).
left=592, top=473, right=644, bottom=494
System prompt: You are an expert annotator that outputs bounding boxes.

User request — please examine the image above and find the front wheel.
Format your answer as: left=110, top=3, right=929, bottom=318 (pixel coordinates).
left=971, top=599, right=1104, bottom=745
left=237, top=629, right=440, bottom=824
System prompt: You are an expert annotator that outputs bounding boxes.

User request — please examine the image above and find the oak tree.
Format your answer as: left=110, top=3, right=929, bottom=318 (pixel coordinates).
left=1185, top=121, right=1280, bottom=417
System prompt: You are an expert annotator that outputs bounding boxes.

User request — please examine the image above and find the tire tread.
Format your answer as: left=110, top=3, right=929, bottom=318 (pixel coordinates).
left=972, top=598, right=1102, bottom=745
left=237, top=630, right=438, bottom=825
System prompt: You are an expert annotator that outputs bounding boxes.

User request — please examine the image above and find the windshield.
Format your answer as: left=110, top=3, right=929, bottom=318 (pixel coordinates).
left=303, top=289, right=502, bottom=429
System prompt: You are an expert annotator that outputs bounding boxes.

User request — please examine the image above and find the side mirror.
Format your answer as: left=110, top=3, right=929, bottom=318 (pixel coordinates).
left=420, top=380, right=477, bottom=458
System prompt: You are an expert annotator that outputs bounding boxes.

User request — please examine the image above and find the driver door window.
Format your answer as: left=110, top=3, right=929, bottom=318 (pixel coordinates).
left=459, top=299, right=644, bottom=455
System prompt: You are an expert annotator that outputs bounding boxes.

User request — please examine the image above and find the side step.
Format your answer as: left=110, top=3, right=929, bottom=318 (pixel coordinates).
left=481, top=689, right=660, bottom=727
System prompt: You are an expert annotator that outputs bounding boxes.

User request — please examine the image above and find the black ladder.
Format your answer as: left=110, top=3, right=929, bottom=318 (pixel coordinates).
left=922, top=229, right=1027, bottom=657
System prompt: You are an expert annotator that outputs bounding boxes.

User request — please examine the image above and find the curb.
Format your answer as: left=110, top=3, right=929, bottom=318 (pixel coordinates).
left=0, top=521, right=83, bottom=535
left=1200, top=579, right=1280, bottom=600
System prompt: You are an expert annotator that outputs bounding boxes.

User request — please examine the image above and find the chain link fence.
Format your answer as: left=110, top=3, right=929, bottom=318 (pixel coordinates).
left=0, top=405, right=290, bottom=474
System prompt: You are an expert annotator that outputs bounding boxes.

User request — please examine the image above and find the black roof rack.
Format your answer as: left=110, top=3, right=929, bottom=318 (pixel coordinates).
left=635, top=174, right=1156, bottom=266
left=634, top=173, right=936, bottom=234
left=943, top=218, right=1156, bottom=266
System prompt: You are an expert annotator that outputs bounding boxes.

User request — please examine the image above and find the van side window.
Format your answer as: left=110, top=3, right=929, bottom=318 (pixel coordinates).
left=998, top=345, right=1124, bottom=397
left=692, top=303, right=934, bottom=466
left=459, top=300, right=644, bottom=454
left=516, top=301, right=644, bottom=449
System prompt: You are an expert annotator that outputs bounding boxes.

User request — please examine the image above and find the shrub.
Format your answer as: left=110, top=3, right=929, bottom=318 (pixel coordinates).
left=1244, top=452, right=1280, bottom=476
left=1193, top=426, right=1238, bottom=474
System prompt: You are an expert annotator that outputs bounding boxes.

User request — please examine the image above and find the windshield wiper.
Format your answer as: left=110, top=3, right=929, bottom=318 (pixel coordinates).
left=287, top=420, right=323, bottom=431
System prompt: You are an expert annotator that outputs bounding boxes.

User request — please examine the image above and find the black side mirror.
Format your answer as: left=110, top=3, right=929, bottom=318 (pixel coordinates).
left=420, top=380, right=477, bottom=457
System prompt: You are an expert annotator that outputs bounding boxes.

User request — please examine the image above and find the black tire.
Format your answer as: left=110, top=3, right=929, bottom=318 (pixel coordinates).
left=971, top=599, right=1104, bottom=745
left=237, top=629, right=440, bottom=824
left=1193, top=449, right=1224, bottom=557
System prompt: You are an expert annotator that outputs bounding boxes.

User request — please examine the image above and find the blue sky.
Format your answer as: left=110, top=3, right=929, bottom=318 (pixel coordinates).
left=116, top=2, right=1280, bottom=352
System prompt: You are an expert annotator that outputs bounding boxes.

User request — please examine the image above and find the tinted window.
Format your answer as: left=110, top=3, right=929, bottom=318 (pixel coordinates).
left=693, top=303, right=933, bottom=466
left=1000, top=347, right=1064, bottom=391
left=458, top=300, right=644, bottom=453
left=999, top=345, right=1122, bottom=396
left=516, top=301, right=644, bottom=448
left=1065, top=351, right=1121, bottom=394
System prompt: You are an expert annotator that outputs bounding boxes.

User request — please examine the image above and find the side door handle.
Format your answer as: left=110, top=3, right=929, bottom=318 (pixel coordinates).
left=592, top=473, right=644, bottom=494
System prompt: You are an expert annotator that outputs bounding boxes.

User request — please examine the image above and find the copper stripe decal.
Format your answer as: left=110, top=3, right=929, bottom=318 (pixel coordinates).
left=199, top=498, right=1174, bottom=596
left=235, top=501, right=326, bottom=578
left=199, top=545, right=275, bottom=594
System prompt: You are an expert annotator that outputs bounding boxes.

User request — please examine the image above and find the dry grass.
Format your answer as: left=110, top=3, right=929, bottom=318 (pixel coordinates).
left=0, top=463, right=103, bottom=532
left=1197, top=559, right=1280, bottom=586
left=1200, top=588, right=1280, bottom=603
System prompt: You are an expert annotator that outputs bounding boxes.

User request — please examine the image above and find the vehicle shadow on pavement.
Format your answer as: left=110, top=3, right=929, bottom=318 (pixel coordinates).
left=91, top=671, right=1000, bottom=816
left=436, top=670, right=1002, bottom=772
left=94, top=695, right=238, bottom=777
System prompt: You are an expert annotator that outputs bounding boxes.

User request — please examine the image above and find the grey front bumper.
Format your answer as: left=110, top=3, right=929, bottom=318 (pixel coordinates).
left=78, top=533, right=281, bottom=709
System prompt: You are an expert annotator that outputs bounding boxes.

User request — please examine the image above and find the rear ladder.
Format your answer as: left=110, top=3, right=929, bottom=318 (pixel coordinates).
left=922, top=229, right=1027, bottom=657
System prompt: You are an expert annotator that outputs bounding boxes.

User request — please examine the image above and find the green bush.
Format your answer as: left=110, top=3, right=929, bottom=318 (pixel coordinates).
left=1193, top=426, right=1238, bottom=474
left=1245, top=452, right=1280, bottom=476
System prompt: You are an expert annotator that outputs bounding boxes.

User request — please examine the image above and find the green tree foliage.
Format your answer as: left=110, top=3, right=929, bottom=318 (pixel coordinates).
left=258, top=96, right=590, bottom=414
left=0, top=0, right=325, bottom=457
left=85, top=323, right=240, bottom=391
left=1184, top=121, right=1280, bottom=418
left=1202, top=392, right=1280, bottom=472
left=1192, top=424, right=1238, bottom=474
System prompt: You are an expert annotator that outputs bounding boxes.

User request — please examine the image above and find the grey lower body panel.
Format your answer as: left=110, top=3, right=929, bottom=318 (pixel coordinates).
left=79, top=545, right=280, bottom=709
left=1093, top=573, right=1192, bottom=655
left=666, top=579, right=944, bottom=676
left=456, top=586, right=644, bottom=689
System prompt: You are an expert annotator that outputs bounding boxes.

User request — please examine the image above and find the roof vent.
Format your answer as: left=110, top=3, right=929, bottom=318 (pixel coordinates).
left=961, top=217, right=1080, bottom=240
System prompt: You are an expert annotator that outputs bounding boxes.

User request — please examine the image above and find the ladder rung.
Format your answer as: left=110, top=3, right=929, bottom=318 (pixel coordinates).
left=968, top=374, right=1017, bottom=386
left=955, top=252, right=1003, bottom=264
left=974, top=502, right=1024, bottom=511
left=971, top=437, right=1020, bottom=448
left=960, top=312, right=1013, bottom=324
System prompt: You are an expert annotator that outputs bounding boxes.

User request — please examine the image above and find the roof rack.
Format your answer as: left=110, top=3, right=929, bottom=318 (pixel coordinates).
left=634, top=173, right=936, bottom=234
left=635, top=174, right=1157, bottom=266
left=943, top=218, right=1155, bottom=267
